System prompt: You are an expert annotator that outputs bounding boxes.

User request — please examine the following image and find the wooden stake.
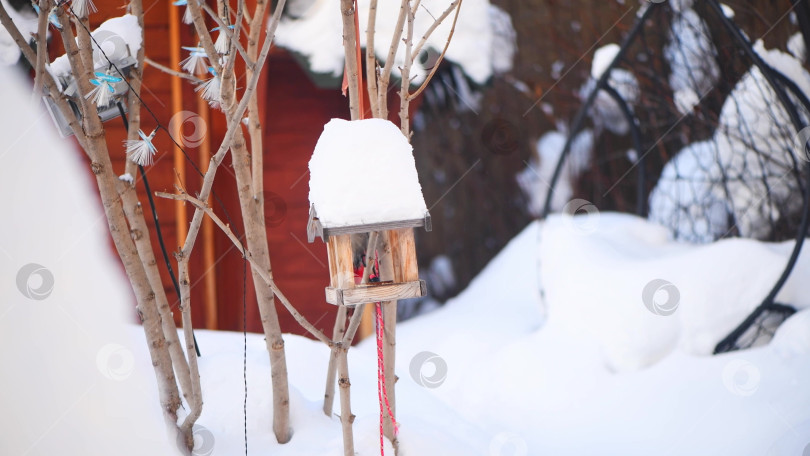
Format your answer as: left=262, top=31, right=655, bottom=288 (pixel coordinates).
left=337, top=345, right=355, bottom=456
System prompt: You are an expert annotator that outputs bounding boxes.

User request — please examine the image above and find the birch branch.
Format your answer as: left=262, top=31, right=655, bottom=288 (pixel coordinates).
left=125, top=0, right=146, bottom=149
left=116, top=178, right=195, bottom=414
left=31, top=0, right=50, bottom=101
left=247, top=0, right=268, bottom=198
left=242, top=0, right=253, bottom=24
left=399, top=1, right=415, bottom=136
left=377, top=0, right=409, bottom=118
left=411, top=0, right=459, bottom=63
left=340, top=0, right=361, bottom=120
left=185, top=0, right=221, bottom=75
left=177, top=254, right=203, bottom=435
left=365, top=0, right=379, bottom=116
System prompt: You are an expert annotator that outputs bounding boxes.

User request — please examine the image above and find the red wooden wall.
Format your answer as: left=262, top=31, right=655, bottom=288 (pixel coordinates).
left=62, top=2, right=413, bottom=339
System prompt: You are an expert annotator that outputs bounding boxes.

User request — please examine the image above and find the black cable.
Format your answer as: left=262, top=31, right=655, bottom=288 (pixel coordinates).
left=117, top=102, right=201, bottom=357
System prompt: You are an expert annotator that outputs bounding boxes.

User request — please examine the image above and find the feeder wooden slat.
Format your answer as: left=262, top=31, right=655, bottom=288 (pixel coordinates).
left=327, top=234, right=355, bottom=290
left=325, top=280, right=427, bottom=306
left=307, top=205, right=432, bottom=243
left=389, top=228, right=419, bottom=283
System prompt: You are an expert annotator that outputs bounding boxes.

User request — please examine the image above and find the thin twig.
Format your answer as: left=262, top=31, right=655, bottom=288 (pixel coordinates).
left=408, top=0, right=462, bottom=101
left=144, top=57, right=203, bottom=82
left=377, top=0, right=409, bottom=118
left=340, top=0, right=361, bottom=120
left=157, top=190, right=332, bottom=345
left=411, top=0, right=459, bottom=67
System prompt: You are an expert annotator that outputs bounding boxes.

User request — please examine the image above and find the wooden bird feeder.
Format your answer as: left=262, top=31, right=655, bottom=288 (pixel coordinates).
left=306, top=118, right=431, bottom=306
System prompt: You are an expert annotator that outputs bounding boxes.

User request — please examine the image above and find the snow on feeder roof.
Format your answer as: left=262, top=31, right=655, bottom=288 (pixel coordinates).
left=307, top=118, right=431, bottom=242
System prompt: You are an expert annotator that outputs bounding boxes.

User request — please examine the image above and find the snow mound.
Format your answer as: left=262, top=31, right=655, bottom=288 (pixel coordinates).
left=308, top=118, right=428, bottom=228
left=541, top=212, right=810, bottom=371
left=0, top=65, right=164, bottom=455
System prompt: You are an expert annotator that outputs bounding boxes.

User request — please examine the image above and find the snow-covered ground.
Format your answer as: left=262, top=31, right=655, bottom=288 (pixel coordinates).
left=3, top=50, right=810, bottom=456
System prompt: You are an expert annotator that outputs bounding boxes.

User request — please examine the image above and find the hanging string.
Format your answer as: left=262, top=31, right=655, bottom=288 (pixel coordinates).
left=373, top=244, right=397, bottom=455
left=242, top=247, right=248, bottom=456
left=376, top=302, right=398, bottom=456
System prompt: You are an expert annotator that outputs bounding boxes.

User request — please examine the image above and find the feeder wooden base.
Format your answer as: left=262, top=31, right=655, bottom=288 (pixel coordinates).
left=325, top=280, right=427, bottom=306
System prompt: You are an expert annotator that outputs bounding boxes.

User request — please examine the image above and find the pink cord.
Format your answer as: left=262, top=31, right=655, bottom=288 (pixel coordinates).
left=376, top=302, right=398, bottom=456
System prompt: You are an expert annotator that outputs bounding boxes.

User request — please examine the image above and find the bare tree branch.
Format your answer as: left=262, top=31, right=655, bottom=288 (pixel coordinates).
left=411, top=0, right=459, bottom=64
left=365, top=0, right=379, bottom=116
left=377, top=0, right=409, bottom=118
left=144, top=56, right=202, bottom=82
left=31, top=0, right=50, bottom=101
left=340, top=0, right=361, bottom=120
left=407, top=0, right=461, bottom=101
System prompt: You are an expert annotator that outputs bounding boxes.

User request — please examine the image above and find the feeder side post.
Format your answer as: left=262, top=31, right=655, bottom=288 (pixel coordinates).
left=328, top=234, right=355, bottom=289
left=324, top=233, right=353, bottom=417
